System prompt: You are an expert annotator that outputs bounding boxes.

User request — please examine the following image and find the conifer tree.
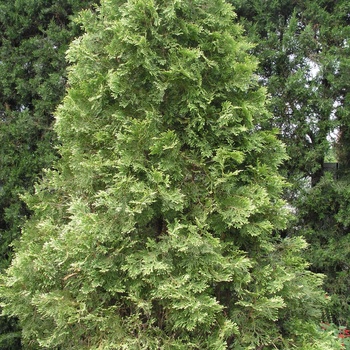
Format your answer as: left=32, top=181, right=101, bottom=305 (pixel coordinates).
left=231, top=0, right=348, bottom=189
left=0, top=1, right=95, bottom=347
left=231, top=0, right=350, bottom=327
left=0, top=0, right=95, bottom=268
left=1, top=0, right=340, bottom=348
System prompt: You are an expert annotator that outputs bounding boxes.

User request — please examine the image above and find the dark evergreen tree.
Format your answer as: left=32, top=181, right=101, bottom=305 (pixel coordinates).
left=231, top=0, right=347, bottom=189
left=231, top=0, right=350, bottom=327
left=296, top=174, right=350, bottom=326
left=0, top=0, right=339, bottom=348
left=0, top=0, right=95, bottom=347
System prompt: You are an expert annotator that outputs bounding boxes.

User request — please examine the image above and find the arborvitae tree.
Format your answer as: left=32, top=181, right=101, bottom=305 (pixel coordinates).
left=231, top=0, right=350, bottom=327
left=0, top=0, right=95, bottom=348
left=0, top=0, right=340, bottom=348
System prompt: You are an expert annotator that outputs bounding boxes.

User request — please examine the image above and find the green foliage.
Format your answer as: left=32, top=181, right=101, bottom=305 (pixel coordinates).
left=296, top=174, right=350, bottom=326
left=1, top=0, right=338, bottom=348
left=231, top=0, right=349, bottom=189
left=0, top=0, right=96, bottom=348
left=0, top=0, right=96, bottom=265
left=231, top=0, right=350, bottom=331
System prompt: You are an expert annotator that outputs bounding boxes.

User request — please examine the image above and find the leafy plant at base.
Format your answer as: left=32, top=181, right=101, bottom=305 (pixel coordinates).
left=0, top=0, right=339, bottom=348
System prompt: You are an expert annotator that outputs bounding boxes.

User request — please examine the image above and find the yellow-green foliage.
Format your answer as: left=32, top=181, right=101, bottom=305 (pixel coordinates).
left=0, top=0, right=339, bottom=348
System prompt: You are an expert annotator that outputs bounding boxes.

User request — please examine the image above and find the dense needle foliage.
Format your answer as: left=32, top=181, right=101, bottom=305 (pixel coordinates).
left=232, top=0, right=350, bottom=327
left=1, top=0, right=340, bottom=349
left=0, top=1, right=95, bottom=347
